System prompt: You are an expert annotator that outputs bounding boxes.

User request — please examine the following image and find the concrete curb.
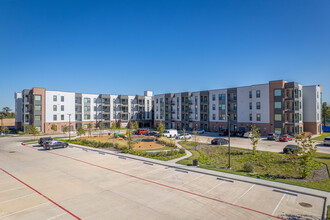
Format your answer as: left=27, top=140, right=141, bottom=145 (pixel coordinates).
left=64, top=143, right=329, bottom=219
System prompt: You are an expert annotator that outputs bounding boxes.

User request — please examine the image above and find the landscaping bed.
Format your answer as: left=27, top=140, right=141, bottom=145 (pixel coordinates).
left=178, top=141, right=330, bottom=192
left=312, top=132, right=330, bottom=141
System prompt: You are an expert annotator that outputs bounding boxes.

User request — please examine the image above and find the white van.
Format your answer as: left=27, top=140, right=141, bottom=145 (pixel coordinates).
left=163, top=129, right=178, bottom=138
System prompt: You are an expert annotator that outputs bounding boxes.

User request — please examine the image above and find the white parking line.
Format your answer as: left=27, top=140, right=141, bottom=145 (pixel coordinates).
left=0, top=202, right=50, bottom=219
left=204, top=180, right=224, bottom=194
left=272, top=194, right=286, bottom=215
left=0, top=186, right=26, bottom=193
left=0, top=193, right=35, bottom=204
left=233, top=184, right=255, bottom=204
left=177, top=174, right=203, bottom=188
left=46, top=212, right=67, bottom=220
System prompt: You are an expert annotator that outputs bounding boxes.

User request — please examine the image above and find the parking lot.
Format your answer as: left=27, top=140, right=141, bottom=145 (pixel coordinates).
left=188, top=132, right=330, bottom=154
left=0, top=137, right=326, bottom=219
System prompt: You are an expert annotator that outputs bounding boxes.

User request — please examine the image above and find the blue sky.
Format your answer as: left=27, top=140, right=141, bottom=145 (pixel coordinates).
left=0, top=0, right=329, bottom=110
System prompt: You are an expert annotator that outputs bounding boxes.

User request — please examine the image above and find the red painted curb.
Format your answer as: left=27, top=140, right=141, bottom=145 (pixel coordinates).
left=23, top=144, right=284, bottom=220
left=0, top=168, right=81, bottom=220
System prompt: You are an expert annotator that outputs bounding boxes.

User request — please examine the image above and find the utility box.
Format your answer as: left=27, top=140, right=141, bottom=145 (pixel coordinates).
left=193, top=159, right=198, bottom=166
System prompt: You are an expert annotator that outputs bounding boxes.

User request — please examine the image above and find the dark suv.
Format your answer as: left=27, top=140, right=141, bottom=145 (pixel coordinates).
left=38, top=137, right=53, bottom=146
left=267, top=133, right=279, bottom=140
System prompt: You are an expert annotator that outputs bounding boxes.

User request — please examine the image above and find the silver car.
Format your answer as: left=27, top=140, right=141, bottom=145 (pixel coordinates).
left=323, top=137, right=330, bottom=146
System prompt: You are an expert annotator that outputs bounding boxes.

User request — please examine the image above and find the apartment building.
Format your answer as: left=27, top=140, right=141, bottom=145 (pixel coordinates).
left=15, top=88, right=153, bottom=133
left=154, top=80, right=322, bottom=135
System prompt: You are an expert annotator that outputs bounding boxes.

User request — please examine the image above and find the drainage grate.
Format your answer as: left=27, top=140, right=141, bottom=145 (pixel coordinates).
left=299, top=202, right=312, bottom=208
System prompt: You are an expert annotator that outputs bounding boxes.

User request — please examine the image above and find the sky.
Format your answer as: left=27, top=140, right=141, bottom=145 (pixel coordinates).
left=0, top=0, right=329, bottom=111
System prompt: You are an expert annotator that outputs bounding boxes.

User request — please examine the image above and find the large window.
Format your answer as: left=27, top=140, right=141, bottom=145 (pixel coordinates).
left=212, top=104, right=215, bottom=111
left=84, top=98, right=90, bottom=103
left=249, top=102, right=252, bottom=110
left=35, top=115, right=41, bottom=121
left=274, top=89, right=282, bottom=96
left=84, top=106, right=90, bottom=111
left=53, top=115, right=57, bottom=121
left=61, top=115, right=64, bottom=120
left=256, top=102, right=261, bottom=110
left=275, top=128, right=281, bottom=134
left=61, top=105, right=64, bottom=111
left=219, top=94, right=226, bottom=101
left=219, top=114, right=226, bottom=120
left=61, top=96, right=64, bottom=102
left=35, top=105, right=41, bottom=111
left=256, top=90, right=260, bottom=98
left=212, top=95, right=215, bottom=101
left=249, top=114, right=252, bottom=121
left=212, top=114, right=215, bottom=120
left=274, top=102, right=282, bottom=109
left=34, top=95, right=41, bottom=101
left=249, top=91, right=252, bottom=99
left=275, top=114, right=282, bottom=121
left=256, top=114, right=261, bottom=121
left=219, top=104, right=226, bottom=111
left=53, top=105, right=57, bottom=111
left=53, top=95, right=57, bottom=101
left=84, top=114, right=90, bottom=120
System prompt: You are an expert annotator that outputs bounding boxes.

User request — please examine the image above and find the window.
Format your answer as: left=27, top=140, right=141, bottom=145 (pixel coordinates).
left=36, top=127, right=41, bottom=132
left=156, top=99, right=158, bottom=104
left=212, top=104, right=215, bottom=111
left=94, top=114, right=96, bottom=119
left=299, top=102, right=302, bottom=109
left=299, top=114, right=302, bottom=121
left=84, top=106, right=90, bottom=111
left=298, top=90, right=302, bottom=97
left=256, top=90, right=260, bottom=98
left=219, top=94, right=225, bottom=101
left=219, top=104, right=226, bottom=111
left=275, top=128, right=281, bottom=134
left=61, top=115, right=64, bottom=120
left=274, top=89, right=282, bottom=96
left=84, top=124, right=88, bottom=129
left=317, top=92, right=319, bottom=99
left=84, top=98, right=90, bottom=103
left=53, top=105, right=57, bottom=111
left=256, top=102, right=261, bottom=110
left=177, top=97, right=179, bottom=103
left=53, top=95, right=57, bottom=101
left=34, top=95, right=41, bottom=101
left=249, top=102, right=252, bottom=110
left=256, top=114, right=261, bottom=121
left=61, top=96, right=64, bottom=102
left=212, top=114, right=215, bottom=120
left=219, top=114, right=226, bottom=120
left=94, top=98, right=96, bottom=103
left=35, top=115, right=41, bottom=121
left=249, top=114, right=252, bottom=121
left=212, top=95, right=215, bottom=101
left=233, top=113, right=237, bottom=120
left=84, top=114, right=90, bottom=120
left=233, top=93, right=237, bottom=100
left=94, top=106, right=97, bottom=111
left=275, top=114, right=282, bottom=121
left=35, top=105, right=41, bottom=111
left=249, top=91, right=252, bottom=98
left=53, top=115, right=57, bottom=121
left=61, top=105, right=64, bottom=111
left=274, top=102, right=281, bottom=109
left=233, top=103, right=237, bottom=110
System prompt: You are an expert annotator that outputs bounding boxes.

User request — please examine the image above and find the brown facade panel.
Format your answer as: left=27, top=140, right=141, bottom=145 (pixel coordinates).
left=209, top=122, right=227, bottom=132
left=32, top=88, right=46, bottom=133
left=237, top=122, right=271, bottom=135
left=304, top=122, right=321, bottom=135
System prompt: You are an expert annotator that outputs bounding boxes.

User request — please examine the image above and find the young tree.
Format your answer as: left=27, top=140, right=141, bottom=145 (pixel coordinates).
left=99, top=122, right=106, bottom=136
left=51, top=124, right=57, bottom=134
left=111, top=122, right=117, bottom=136
left=157, top=121, right=165, bottom=137
left=192, top=128, right=199, bottom=150
left=77, top=127, right=86, bottom=136
left=295, top=132, right=318, bottom=178
left=87, top=123, right=92, bottom=137
left=0, top=126, right=9, bottom=136
left=63, top=126, right=69, bottom=135
left=249, top=124, right=261, bottom=155
left=133, top=121, right=139, bottom=130
left=29, top=125, right=40, bottom=139
left=321, top=102, right=330, bottom=126
left=182, top=128, right=187, bottom=141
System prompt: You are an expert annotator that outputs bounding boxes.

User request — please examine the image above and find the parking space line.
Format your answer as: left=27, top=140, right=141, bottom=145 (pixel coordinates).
left=233, top=184, right=255, bottom=204
left=21, top=143, right=284, bottom=220
left=272, top=194, right=286, bottom=215
left=204, top=180, right=224, bottom=194
left=0, top=168, right=81, bottom=220
left=0, top=193, right=35, bottom=205
left=0, top=186, right=26, bottom=193
left=46, top=212, right=67, bottom=220
left=0, top=202, right=50, bottom=219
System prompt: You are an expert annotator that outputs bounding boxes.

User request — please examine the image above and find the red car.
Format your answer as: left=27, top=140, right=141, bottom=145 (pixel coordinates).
left=279, top=134, right=293, bottom=142
left=138, top=129, right=148, bottom=135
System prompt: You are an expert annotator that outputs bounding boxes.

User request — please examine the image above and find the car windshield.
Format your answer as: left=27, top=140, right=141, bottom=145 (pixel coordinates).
left=325, top=137, right=330, bottom=141
left=280, top=135, right=286, bottom=137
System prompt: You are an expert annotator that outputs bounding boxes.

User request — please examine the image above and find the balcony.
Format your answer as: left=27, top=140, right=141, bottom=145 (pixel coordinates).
left=200, top=109, right=208, bottom=113
left=170, top=101, right=175, bottom=105
left=171, top=110, right=175, bottom=114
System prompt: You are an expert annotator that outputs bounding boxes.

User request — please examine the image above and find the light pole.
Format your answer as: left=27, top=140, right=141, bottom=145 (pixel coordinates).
left=227, top=114, right=231, bottom=169
left=128, top=112, right=132, bottom=150
left=68, top=113, right=71, bottom=140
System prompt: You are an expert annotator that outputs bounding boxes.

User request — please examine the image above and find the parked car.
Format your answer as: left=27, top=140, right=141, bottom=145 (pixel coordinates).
left=235, top=130, right=245, bottom=137
left=279, top=134, right=293, bottom=142
left=283, top=145, right=301, bottom=154
left=267, top=133, right=279, bottom=140
left=243, top=132, right=252, bottom=138
left=137, top=129, right=149, bottom=135
left=211, top=138, right=229, bottom=145
left=38, top=137, right=53, bottom=146
left=43, top=140, right=68, bottom=150
left=163, top=129, right=178, bottom=138
left=176, top=134, right=192, bottom=140
left=323, top=137, right=330, bottom=146
left=193, top=129, right=205, bottom=134
left=146, top=131, right=159, bottom=137
left=219, top=129, right=228, bottom=136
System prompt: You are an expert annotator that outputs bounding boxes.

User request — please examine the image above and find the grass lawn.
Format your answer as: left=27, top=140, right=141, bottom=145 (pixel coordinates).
left=135, top=146, right=174, bottom=152
left=177, top=141, right=330, bottom=192
left=312, top=132, right=330, bottom=141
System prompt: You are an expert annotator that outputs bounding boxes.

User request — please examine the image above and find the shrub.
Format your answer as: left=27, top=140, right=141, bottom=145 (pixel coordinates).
left=243, top=162, right=254, bottom=173
left=157, top=137, right=177, bottom=148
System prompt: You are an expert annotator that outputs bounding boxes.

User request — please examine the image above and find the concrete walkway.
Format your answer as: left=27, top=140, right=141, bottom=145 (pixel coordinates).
left=167, top=141, right=192, bottom=164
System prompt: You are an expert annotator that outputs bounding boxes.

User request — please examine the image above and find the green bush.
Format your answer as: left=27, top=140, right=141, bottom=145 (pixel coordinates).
left=123, top=149, right=185, bottom=161
left=243, top=162, right=254, bottom=173
left=157, top=137, right=177, bottom=148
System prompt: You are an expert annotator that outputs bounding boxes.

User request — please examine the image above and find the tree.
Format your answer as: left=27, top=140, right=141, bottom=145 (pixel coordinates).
left=29, top=125, right=40, bottom=139
left=99, top=122, right=106, bottom=136
left=133, top=121, right=139, bottom=130
left=182, top=128, right=187, bottom=141
left=157, top=121, right=165, bottom=136
left=111, top=122, right=117, bottom=136
left=51, top=124, right=57, bottom=133
left=295, top=132, right=318, bottom=178
left=192, top=128, right=199, bottom=150
left=321, top=102, right=330, bottom=126
left=2, top=107, right=11, bottom=114
left=249, top=124, right=261, bottom=155
left=87, top=123, right=92, bottom=137
left=63, top=126, right=69, bottom=134
left=0, top=126, right=9, bottom=136
left=77, top=127, right=86, bottom=136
